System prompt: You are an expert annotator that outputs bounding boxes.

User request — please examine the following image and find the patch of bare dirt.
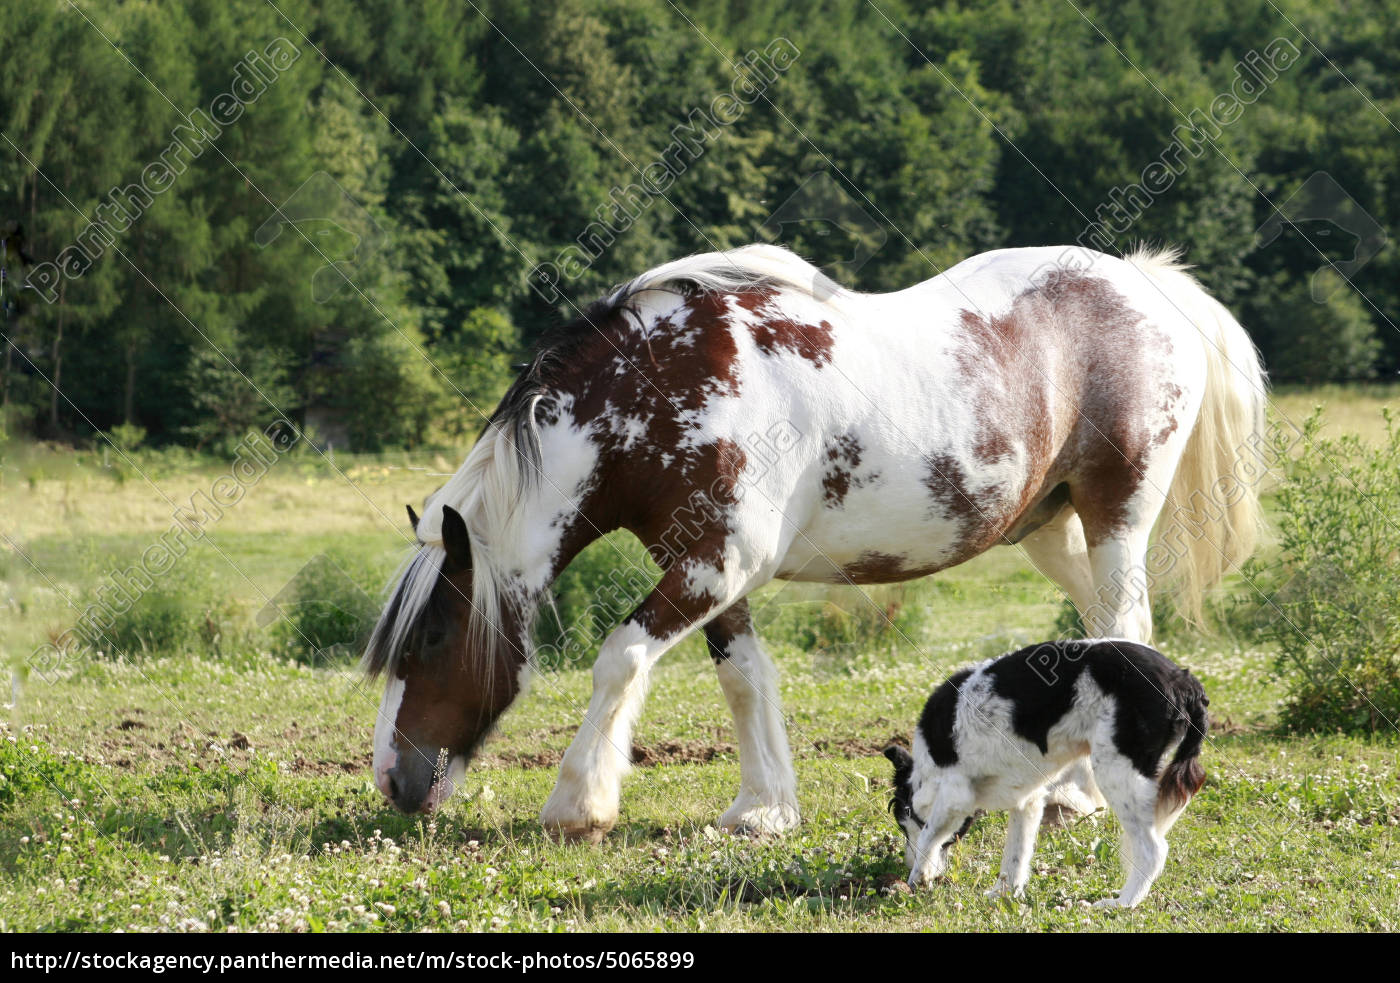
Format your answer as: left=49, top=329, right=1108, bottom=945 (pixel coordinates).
left=803, top=735, right=906, bottom=758
left=477, top=734, right=907, bottom=771
left=286, top=755, right=371, bottom=776
left=630, top=739, right=737, bottom=767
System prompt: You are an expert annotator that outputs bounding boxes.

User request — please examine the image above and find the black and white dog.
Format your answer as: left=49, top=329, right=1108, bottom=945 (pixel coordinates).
left=884, top=639, right=1208, bottom=908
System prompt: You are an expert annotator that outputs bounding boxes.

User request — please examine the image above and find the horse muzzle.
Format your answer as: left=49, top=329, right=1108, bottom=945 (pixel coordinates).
left=377, top=747, right=464, bottom=814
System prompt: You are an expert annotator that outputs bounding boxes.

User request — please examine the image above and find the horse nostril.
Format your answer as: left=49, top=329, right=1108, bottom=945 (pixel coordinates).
left=387, top=773, right=400, bottom=803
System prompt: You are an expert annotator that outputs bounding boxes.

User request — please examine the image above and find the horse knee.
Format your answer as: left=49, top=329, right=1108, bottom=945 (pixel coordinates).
left=591, top=624, right=657, bottom=697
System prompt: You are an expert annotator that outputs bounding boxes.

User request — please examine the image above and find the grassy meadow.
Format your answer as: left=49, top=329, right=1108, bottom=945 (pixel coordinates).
left=1, top=387, right=1397, bottom=933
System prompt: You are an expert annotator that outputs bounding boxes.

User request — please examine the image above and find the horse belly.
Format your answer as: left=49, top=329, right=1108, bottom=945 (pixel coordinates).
left=774, top=451, right=1036, bottom=585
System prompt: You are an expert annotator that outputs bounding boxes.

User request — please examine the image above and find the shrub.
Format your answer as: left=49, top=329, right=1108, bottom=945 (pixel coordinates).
left=755, top=582, right=931, bottom=661
left=267, top=552, right=383, bottom=665
left=95, top=563, right=246, bottom=659
left=101, top=422, right=147, bottom=452
left=1244, top=409, right=1400, bottom=733
left=534, top=532, right=657, bottom=671
left=1262, top=273, right=1381, bottom=384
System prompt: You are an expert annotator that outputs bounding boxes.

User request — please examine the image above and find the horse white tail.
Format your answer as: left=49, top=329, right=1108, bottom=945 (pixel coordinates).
left=1126, top=246, right=1267, bottom=621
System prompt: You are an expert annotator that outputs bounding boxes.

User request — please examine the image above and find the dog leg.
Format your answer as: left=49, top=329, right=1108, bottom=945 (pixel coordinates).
left=907, top=778, right=975, bottom=888
left=987, top=793, right=1046, bottom=899
left=1090, top=748, right=1168, bottom=908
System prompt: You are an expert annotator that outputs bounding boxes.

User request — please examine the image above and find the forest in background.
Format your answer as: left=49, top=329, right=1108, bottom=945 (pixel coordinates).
left=2, top=0, right=1397, bottom=450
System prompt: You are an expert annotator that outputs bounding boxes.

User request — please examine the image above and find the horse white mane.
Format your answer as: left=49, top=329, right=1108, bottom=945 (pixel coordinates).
left=362, top=421, right=524, bottom=678
left=606, top=242, right=853, bottom=309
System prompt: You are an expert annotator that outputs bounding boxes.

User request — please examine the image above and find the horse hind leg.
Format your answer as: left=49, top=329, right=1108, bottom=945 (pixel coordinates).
left=1019, top=509, right=1109, bottom=819
left=1072, top=364, right=1209, bottom=643
left=1072, top=438, right=1189, bottom=643
left=1018, top=506, right=1096, bottom=620
left=705, top=600, right=799, bottom=834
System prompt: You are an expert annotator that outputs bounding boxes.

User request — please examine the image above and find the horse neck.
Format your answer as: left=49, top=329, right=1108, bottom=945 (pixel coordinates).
left=450, top=420, right=612, bottom=606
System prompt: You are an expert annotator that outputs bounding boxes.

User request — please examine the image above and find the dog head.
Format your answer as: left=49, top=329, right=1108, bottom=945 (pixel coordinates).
left=883, top=744, right=920, bottom=866
left=884, top=744, right=976, bottom=871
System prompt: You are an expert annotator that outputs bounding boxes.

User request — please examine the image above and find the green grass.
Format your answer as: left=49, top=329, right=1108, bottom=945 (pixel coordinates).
left=2, top=396, right=1399, bottom=933
left=3, top=642, right=1396, bottom=932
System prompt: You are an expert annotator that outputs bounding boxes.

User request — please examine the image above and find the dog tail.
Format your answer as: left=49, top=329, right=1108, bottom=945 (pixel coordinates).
left=1158, top=669, right=1209, bottom=815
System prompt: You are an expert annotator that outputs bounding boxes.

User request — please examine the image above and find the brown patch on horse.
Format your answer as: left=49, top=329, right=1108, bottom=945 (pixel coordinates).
left=821, top=433, right=863, bottom=508
left=946, top=269, right=1178, bottom=551
left=531, top=290, right=751, bottom=567
left=1033, top=271, right=1175, bottom=544
left=629, top=437, right=749, bottom=639
left=1151, top=381, right=1184, bottom=448
left=842, top=550, right=942, bottom=584
left=932, top=294, right=1064, bottom=560
left=922, top=452, right=982, bottom=527
left=518, top=289, right=767, bottom=645
left=703, top=599, right=753, bottom=661
left=736, top=286, right=836, bottom=367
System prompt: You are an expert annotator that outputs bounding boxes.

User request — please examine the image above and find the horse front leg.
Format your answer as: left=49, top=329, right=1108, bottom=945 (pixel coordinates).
left=539, top=565, right=739, bottom=843
left=539, top=620, right=666, bottom=843
left=704, top=600, right=799, bottom=834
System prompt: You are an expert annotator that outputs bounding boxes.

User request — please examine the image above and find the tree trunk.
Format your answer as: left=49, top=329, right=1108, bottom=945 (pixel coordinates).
left=124, top=343, right=136, bottom=423
left=50, top=280, right=64, bottom=434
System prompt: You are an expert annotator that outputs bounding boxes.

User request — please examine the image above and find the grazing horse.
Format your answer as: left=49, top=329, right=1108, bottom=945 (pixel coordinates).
left=363, top=243, right=1264, bottom=842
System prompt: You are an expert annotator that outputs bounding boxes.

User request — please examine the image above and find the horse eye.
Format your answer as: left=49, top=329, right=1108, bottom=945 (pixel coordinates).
left=424, top=630, right=445, bottom=647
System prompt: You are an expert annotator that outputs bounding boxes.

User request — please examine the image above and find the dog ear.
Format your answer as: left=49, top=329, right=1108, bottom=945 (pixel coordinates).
left=883, top=744, right=912, bottom=770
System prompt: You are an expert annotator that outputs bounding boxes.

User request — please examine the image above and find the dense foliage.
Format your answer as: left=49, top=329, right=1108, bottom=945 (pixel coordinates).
left=3, top=0, right=1398, bottom=449
left=1242, top=410, right=1400, bottom=734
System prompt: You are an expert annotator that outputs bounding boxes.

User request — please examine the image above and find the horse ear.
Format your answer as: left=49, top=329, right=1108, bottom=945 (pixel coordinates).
left=406, top=504, right=419, bottom=534
left=440, top=505, right=471, bottom=569
left=883, top=745, right=912, bottom=770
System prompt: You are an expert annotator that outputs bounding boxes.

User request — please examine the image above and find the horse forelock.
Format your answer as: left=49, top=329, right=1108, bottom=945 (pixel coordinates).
left=361, top=534, right=530, bottom=688
left=363, top=423, right=526, bottom=682
left=362, top=545, right=447, bottom=679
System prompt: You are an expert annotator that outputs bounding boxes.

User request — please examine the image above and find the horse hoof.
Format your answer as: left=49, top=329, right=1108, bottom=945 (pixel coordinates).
left=542, top=822, right=613, bottom=845
left=722, top=822, right=772, bottom=840
left=719, top=804, right=800, bottom=836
